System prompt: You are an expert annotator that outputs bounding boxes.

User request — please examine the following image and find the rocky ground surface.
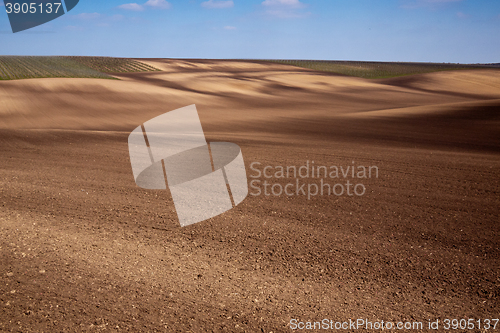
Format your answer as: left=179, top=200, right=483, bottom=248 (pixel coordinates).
left=0, top=60, right=499, bottom=332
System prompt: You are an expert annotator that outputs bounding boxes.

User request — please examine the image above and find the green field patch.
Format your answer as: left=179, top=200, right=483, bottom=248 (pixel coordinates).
left=66, top=56, right=161, bottom=73
left=0, top=56, right=161, bottom=81
left=0, top=56, right=113, bottom=80
left=267, top=60, right=496, bottom=79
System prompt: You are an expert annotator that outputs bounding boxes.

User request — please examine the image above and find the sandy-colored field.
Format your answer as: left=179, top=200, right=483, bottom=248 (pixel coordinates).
left=1, top=59, right=499, bottom=332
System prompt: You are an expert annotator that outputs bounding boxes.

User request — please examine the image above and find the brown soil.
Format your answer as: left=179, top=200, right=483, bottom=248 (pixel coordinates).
left=0, top=59, right=499, bottom=332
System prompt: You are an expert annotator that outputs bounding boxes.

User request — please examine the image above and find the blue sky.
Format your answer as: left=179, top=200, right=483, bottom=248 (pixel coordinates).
left=1, top=0, right=499, bottom=63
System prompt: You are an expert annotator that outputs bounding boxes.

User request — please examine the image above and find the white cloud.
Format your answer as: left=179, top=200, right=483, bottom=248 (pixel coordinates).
left=401, top=0, right=463, bottom=9
left=145, top=0, right=171, bottom=9
left=118, top=3, right=144, bottom=11
left=74, top=12, right=102, bottom=20
left=65, top=25, right=84, bottom=31
left=68, top=13, right=124, bottom=30
left=261, top=0, right=308, bottom=18
left=224, top=25, right=236, bottom=30
left=118, top=0, right=170, bottom=11
left=201, top=0, right=234, bottom=9
left=262, top=0, right=305, bottom=8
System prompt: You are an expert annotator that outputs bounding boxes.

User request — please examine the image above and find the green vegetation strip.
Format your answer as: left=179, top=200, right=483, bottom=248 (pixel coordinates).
left=66, top=56, right=161, bottom=73
left=0, top=56, right=112, bottom=80
left=1, top=56, right=495, bottom=81
left=267, top=60, right=494, bottom=79
left=0, top=56, right=161, bottom=81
